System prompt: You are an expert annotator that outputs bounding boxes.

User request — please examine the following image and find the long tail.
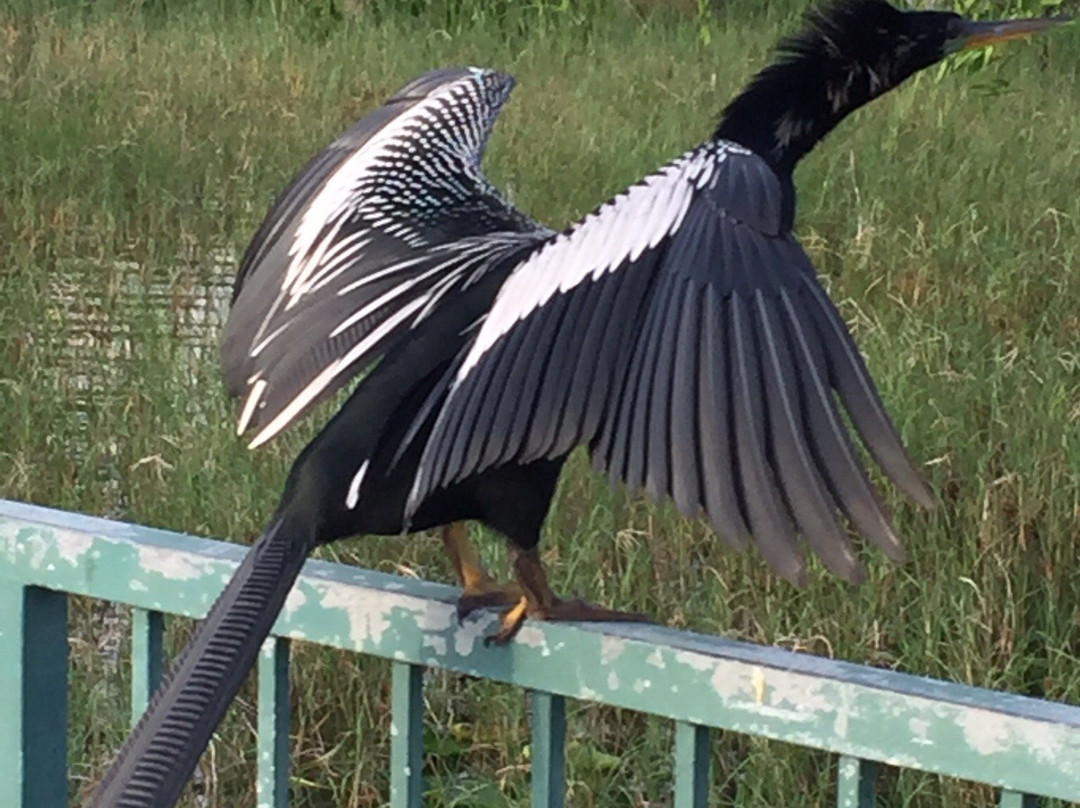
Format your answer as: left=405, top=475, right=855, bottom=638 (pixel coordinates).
left=87, top=515, right=317, bottom=808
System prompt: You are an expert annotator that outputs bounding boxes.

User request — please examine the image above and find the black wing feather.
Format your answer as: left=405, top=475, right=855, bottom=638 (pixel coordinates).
left=502, top=293, right=572, bottom=466
left=778, top=288, right=903, bottom=560
left=445, top=332, right=507, bottom=483
left=517, top=291, right=577, bottom=461
left=797, top=276, right=934, bottom=507
left=753, top=290, right=861, bottom=581
left=629, top=276, right=678, bottom=495
left=668, top=279, right=703, bottom=518
left=645, top=276, right=684, bottom=502
left=615, top=272, right=670, bottom=491
left=728, top=292, right=804, bottom=582
left=568, top=261, right=654, bottom=462
left=589, top=263, right=663, bottom=470
left=698, top=286, right=752, bottom=550
left=530, top=279, right=603, bottom=459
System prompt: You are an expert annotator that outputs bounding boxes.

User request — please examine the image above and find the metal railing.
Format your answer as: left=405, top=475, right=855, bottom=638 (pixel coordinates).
left=1, top=498, right=1079, bottom=808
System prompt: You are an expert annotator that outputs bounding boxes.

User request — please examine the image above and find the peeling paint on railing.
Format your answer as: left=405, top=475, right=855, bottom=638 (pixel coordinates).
left=1, top=498, right=1079, bottom=804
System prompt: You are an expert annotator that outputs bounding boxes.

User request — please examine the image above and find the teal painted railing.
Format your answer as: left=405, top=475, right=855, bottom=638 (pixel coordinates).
left=1, top=498, right=1079, bottom=808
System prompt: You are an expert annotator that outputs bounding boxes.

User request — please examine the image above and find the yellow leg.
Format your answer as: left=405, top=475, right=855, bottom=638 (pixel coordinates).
left=440, top=523, right=522, bottom=621
left=484, top=546, right=654, bottom=646
left=441, top=521, right=491, bottom=590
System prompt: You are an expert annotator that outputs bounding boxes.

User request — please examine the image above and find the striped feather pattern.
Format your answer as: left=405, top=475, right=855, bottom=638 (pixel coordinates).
left=222, top=67, right=551, bottom=449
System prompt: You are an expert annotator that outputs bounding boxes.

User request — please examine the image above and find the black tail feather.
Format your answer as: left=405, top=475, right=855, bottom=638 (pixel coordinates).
left=86, top=516, right=317, bottom=808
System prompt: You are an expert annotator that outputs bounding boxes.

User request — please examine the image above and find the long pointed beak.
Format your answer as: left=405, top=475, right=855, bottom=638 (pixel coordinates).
left=957, top=16, right=1071, bottom=51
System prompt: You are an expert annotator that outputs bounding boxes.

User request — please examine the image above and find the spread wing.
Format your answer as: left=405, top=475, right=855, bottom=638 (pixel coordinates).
left=222, top=67, right=551, bottom=448
left=407, top=140, right=933, bottom=585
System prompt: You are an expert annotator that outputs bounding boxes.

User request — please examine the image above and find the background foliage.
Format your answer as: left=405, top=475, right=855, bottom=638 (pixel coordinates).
left=1, top=0, right=1078, bottom=805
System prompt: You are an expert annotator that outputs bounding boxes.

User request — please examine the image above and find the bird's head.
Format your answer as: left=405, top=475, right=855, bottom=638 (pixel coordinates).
left=716, top=0, right=1070, bottom=175
left=779, top=0, right=1070, bottom=112
left=880, top=3, right=1069, bottom=81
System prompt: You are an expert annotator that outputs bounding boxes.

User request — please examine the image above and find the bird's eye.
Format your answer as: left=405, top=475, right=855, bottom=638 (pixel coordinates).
left=945, top=15, right=965, bottom=39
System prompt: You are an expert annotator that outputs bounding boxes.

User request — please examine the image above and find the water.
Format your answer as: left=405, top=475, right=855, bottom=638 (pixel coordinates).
left=49, top=246, right=236, bottom=519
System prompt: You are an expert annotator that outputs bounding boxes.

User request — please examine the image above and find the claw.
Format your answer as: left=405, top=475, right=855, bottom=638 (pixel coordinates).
left=479, top=548, right=656, bottom=646
left=456, top=586, right=522, bottom=623
left=482, top=594, right=654, bottom=645
left=484, top=596, right=530, bottom=646
left=442, top=530, right=654, bottom=645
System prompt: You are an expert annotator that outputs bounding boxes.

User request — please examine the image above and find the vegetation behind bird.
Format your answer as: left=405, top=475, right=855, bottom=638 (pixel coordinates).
left=2, top=1, right=1079, bottom=806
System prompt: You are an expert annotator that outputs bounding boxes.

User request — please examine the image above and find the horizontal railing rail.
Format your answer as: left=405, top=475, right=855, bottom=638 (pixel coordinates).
left=1, top=498, right=1078, bottom=808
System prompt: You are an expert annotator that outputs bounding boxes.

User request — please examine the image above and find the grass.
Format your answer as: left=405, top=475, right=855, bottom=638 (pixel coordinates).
left=2, top=0, right=1080, bottom=805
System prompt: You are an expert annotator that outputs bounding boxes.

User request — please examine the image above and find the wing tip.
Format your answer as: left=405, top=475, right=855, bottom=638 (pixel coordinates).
left=882, top=539, right=908, bottom=564
left=782, top=560, right=809, bottom=588
left=843, top=558, right=867, bottom=586
left=908, top=476, right=937, bottom=510
left=247, top=425, right=276, bottom=451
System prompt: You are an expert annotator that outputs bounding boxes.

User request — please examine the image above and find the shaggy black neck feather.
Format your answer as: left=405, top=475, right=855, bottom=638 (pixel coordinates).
left=716, top=0, right=936, bottom=177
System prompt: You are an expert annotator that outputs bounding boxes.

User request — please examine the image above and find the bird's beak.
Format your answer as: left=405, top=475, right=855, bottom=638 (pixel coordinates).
left=955, top=16, right=1071, bottom=51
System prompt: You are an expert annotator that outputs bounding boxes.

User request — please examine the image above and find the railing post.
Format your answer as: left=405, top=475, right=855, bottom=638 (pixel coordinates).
left=131, top=608, right=164, bottom=723
left=258, top=636, right=291, bottom=808
left=1000, top=791, right=1039, bottom=808
left=531, top=691, right=566, bottom=808
left=390, top=661, right=424, bottom=808
left=0, top=584, right=69, bottom=808
left=674, top=721, right=710, bottom=808
left=837, top=755, right=876, bottom=808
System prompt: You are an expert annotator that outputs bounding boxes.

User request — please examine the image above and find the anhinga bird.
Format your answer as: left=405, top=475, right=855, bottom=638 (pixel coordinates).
left=88, top=2, right=1067, bottom=806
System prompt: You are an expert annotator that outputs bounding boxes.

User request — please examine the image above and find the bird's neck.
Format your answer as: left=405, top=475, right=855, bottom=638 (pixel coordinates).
left=714, top=51, right=900, bottom=178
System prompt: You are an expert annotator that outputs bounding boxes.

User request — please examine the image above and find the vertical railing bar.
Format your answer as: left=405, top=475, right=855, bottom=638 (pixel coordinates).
left=674, top=721, right=710, bottom=808
left=130, top=608, right=164, bottom=724
left=0, top=585, right=19, bottom=808
left=1000, top=791, right=1039, bottom=808
left=390, top=661, right=424, bottom=808
left=836, top=755, right=876, bottom=808
left=257, top=636, right=291, bottom=808
left=0, top=585, right=68, bottom=808
left=531, top=691, right=566, bottom=808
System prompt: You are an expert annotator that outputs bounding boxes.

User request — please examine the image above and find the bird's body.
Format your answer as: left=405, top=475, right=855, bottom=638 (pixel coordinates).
left=276, top=284, right=565, bottom=551
left=87, top=3, right=1068, bottom=806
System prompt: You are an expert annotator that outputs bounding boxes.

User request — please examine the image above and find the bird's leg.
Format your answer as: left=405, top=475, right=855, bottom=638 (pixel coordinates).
left=440, top=522, right=522, bottom=622
left=485, top=546, right=654, bottom=646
